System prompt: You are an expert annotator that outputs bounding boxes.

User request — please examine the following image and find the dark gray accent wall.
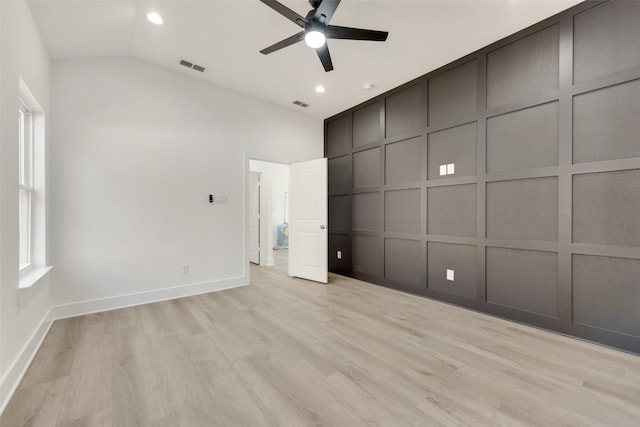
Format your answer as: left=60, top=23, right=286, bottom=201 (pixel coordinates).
left=487, top=102, right=559, bottom=173
left=486, top=25, right=559, bottom=109
left=427, top=184, right=477, bottom=237
left=486, top=247, right=559, bottom=318
left=385, top=238, right=422, bottom=287
left=573, top=254, right=640, bottom=338
left=428, top=123, right=477, bottom=179
left=573, top=79, right=640, bottom=163
left=573, top=169, right=640, bottom=247
left=324, top=0, right=640, bottom=354
left=427, top=242, right=477, bottom=299
left=486, top=177, right=558, bottom=241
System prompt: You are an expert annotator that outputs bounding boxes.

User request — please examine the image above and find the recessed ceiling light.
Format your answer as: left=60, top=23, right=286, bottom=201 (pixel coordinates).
left=363, top=83, right=375, bottom=90
left=315, top=85, right=326, bottom=93
left=147, top=12, right=163, bottom=25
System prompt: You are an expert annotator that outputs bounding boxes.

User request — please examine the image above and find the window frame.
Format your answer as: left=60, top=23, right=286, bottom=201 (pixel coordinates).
left=18, top=99, right=34, bottom=273
left=17, top=78, right=52, bottom=293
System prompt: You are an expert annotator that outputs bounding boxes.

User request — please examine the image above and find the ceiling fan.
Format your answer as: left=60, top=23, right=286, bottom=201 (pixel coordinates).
left=258, top=0, right=389, bottom=72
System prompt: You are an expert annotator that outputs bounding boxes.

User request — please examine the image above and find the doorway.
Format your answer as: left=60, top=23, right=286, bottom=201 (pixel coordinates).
left=249, top=159, right=290, bottom=269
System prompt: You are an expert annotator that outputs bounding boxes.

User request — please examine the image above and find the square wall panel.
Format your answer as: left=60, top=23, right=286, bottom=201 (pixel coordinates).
left=353, top=235, right=382, bottom=276
left=573, top=170, right=640, bottom=247
left=328, top=155, right=350, bottom=194
left=427, top=242, right=477, bottom=299
left=352, top=192, right=382, bottom=231
left=574, top=1, right=640, bottom=84
left=326, top=115, right=350, bottom=155
left=486, top=177, right=558, bottom=242
left=386, top=84, right=423, bottom=138
left=427, top=184, right=476, bottom=237
left=573, top=254, right=640, bottom=338
left=428, top=122, right=477, bottom=180
left=487, top=25, right=559, bottom=109
left=486, top=247, right=558, bottom=317
left=353, top=147, right=381, bottom=188
left=329, top=195, right=349, bottom=231
left=353, top=102, right=382, bottom=147
left=329, top=234, right=349, bottom=274
left=573, top=80, right=640, bottom=164
left=487, top=102, right=559, bottom=173
left=385, top=238, right=421, bottom=287
left=386, top=136, right=422, bottom=184
left=428, top=60, right=478, bottom=125
left=385, top=189, right=421, bottom=233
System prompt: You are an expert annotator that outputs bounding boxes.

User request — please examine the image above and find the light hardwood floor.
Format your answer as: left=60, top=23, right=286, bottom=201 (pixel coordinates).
left=2, top=249, right=640, bottom=426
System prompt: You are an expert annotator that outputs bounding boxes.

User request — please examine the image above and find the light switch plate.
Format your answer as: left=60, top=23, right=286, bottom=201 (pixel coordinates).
left=447, top=163, right=455, bottom=175
left=210, top=194, right=229, bottom=204
left=446, top=269, right=454, bottom=281
left=439, top=164, right=447, bottom=176
left=337, top=251, right=342, bottom=260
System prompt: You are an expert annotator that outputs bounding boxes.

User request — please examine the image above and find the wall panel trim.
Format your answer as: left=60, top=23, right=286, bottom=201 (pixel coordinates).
left=325, top=0, right=640, bottom=354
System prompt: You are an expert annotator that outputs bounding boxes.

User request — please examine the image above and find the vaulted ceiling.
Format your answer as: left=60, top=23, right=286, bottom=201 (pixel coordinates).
left=27, top=0, right=582, bottom=118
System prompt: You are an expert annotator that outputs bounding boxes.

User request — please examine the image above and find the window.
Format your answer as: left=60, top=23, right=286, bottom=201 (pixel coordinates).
left=18, top=78, right=51, bottom=290
left=19, top=101, right=34, bottom=271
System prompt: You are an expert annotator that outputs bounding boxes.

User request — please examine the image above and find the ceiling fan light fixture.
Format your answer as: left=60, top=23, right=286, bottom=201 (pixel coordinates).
left=146, top=12, right=163, bottom=25
left=304, top=30, right=326, bottom=48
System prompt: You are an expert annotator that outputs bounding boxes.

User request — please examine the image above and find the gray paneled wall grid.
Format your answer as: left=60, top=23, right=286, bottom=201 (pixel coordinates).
left=324, top=0, right=640, bottom=354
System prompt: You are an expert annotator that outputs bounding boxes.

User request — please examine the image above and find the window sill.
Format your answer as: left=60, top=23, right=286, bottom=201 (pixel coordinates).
left=19, top=265, right=53, bottom=290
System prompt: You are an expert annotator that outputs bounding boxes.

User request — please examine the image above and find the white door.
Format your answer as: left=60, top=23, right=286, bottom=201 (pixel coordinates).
left=249, top=172, right=260, bottom=265
left=289, top=158, right=328, bottom=283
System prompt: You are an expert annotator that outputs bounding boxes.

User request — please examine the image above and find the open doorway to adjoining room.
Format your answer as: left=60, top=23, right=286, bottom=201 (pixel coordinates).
left=249, top=159, right=290, bottom=273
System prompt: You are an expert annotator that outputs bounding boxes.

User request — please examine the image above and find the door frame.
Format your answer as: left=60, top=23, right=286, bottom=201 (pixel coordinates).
left=243, top=152, right=292, bottom=282
left=249, top=171, right=261, bottom=265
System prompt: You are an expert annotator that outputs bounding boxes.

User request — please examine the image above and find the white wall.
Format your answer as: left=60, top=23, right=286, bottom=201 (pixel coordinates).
left=0, top=0, right=52, bottom=410
left=50, top=57, right=322, bottom=311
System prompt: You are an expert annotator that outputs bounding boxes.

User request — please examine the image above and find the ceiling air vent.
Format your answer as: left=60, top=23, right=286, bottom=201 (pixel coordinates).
left=179, top=59, right=206, bottom=73
left=293, top=100, right=310, bottom=108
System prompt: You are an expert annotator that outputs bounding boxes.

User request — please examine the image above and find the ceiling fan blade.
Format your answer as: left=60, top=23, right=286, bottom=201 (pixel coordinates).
left=326, top=25, right=388, bottom=42
left=260, top=32, right=305, bottom=55
left=316, top=43, right=334, bottom=72
left=259, top=0, right=307, bottom=27
left=314, top=0, right=341, bottom=24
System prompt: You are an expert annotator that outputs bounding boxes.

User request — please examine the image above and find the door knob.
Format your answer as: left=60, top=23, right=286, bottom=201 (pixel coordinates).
left=320, top=225, right=326, bottom=230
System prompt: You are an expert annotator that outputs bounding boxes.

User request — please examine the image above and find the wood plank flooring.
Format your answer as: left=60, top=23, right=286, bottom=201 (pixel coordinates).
left=2, top=249, right=640, bottom=426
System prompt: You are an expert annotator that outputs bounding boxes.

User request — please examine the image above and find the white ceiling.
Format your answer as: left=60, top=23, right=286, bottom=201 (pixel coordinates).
left=27, top=0, right=583, bottom=118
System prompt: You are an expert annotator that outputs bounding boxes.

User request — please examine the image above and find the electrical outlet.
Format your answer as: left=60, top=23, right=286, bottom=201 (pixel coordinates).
left=439, top=164, right=447, bottom=176
left=182, top=264, right=190, bottom=274
left=447, top=163, right=455, bottom=175
left=337, top=251, right=342, bottom=260
left=446, top=269, right=454, bottom=281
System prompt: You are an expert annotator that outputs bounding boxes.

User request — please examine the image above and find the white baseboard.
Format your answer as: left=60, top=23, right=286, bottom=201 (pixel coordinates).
left=0, top=276, right=246, bottom=416
left=49, top=276, right=247, bottom=320
left=0, top=309, right=53, bottom=415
